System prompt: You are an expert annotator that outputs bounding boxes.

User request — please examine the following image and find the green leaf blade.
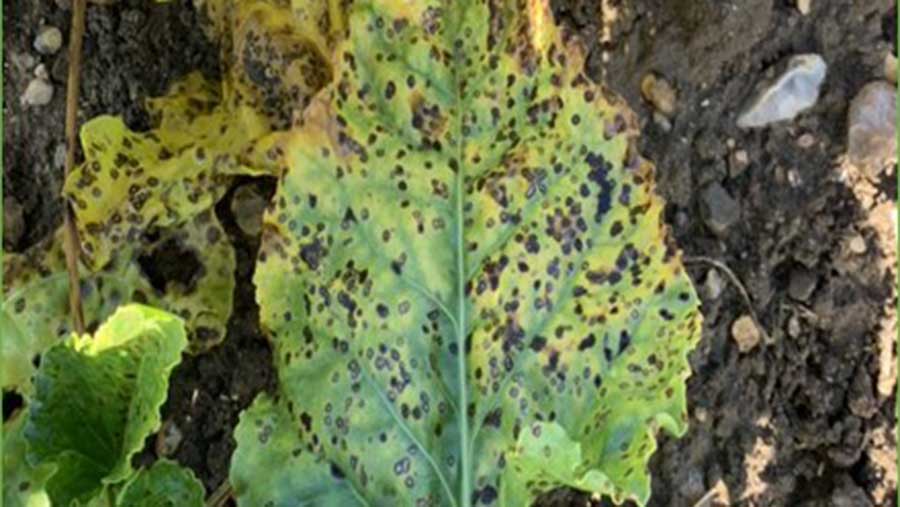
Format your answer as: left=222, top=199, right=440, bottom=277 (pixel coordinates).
left=245, top=1, right=701, bottom=506
left=25, top=305, right=188, bottom=506
left=115, top=460, right=205, bottom=507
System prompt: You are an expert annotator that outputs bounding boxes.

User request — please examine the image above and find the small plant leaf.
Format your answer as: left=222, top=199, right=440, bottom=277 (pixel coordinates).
left=3, top=414, right=53, bottom=507
left=115, top=460, right=205, bottom=507
left=242, top=0, right=701, bottom=506
left=25, top=305, right=188, bottom=506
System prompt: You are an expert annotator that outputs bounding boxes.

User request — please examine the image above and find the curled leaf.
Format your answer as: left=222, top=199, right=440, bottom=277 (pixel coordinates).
left=240, top=0, right=701, bottom=506
left=25, top=305, right=188, bottom=506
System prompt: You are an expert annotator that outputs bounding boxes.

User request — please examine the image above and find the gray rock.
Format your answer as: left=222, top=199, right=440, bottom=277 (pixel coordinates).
left=847, top=81, right=896, bottom=178
left=34, top=26, right=63, bottom=55
left=701, top=183, right=740, bottom=236
left=704, top=268, right=725, bottom=300
left=831, top=484, right=873, bottom=507
left=230, top=185, right=268, bottom=237
left=4, top=196, right=25, bottom=250
left=22, top=78, right=54, bottom=106
left=788, top=268, right=817, bottom=301
left=737, top=54, right=827, bottom=128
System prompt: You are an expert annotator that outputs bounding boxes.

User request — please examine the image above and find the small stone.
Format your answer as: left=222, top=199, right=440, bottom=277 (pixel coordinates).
left=34, top=26, right=63, bottom=55
left=731, top=315, right=761, bottom=353
left=231, top=185, right=268, bottom=237
left=155, top=419, right=183, bottom=457
left=737, top=54, right=827, bottom=128
left=796, top=133, right=815, bottom=148
left=22, top=78, right=54, bottom=106
left=796, top=0, right=812, bottom=14
left=847, top=234, right=867, bottom=255
left=701, top=183, right=740, bottom=236
left=53, top=143, right=67, bottom=170
left=787, top=315, right=801, bottom=338
left=641, top=73, right=677, bottom=116
left=885, top=52, right=897, bottom=84
left=729, top=149, right=750, bottom=178
left=3, top=196, right=25, bottom=249
left=788, top=268, right=817, bottom=301
left=704, top=269, right=725, bottom=299
left=831, top=484, right=873, bottom=507
left=33, top=63, right=49, bottom=80
left=652, top=112, right=672, bottom=132
left=847, top=81, right=896, bottom=178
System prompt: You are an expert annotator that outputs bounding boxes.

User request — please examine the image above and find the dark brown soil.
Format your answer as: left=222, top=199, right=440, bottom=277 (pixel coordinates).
left=3, top=1, right=897, bottom=506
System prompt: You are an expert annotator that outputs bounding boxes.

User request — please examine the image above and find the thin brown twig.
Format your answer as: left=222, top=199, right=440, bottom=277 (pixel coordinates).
left=206, top=481, right=233, bottom=507
left=62, top=0, right=87, bottom=334
left=684, top=255, right=772, bottom=343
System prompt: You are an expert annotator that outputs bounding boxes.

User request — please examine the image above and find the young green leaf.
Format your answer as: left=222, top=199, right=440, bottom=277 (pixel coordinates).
left=241, top=0, right=701, bottom=506
left=115, top=460, right=205, bottom=507
left=25, top=305, right=188, bottom=506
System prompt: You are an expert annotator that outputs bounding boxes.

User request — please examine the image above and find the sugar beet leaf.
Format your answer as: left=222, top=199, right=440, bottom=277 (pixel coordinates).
left=234, top=0, right=701, bottom=505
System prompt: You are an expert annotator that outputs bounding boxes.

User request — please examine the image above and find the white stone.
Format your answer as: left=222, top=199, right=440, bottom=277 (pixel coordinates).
left=34, top=26, right=63, bottom=55
left=737, top=54, right=827, bottom=129
left=22, top=78, right=54, bottom=106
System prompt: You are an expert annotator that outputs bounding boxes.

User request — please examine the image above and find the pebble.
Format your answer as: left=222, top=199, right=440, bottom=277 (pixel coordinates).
left=788, top=268, right=817, bottom=301
left=737, top=54, right=827, bottom=128
left=230, top=185, right=268, bottom=237
left=796, top=0, right=812, bottom=15
left=34, top=26, right=63, bottom=55
left=731, top=315, right=761, bottom=353
left=155, top=420, right=183, bottom=457
left=22, top=78, right=54, bottom=106
left=701, top=183, right=740, bottom=237
left=3, top=196, right=25, bottom=249
left=641, top=73, right=677, bottom=116
left=33, top=63, right=49, bottom=80
left=729, top=149, right=750, bottom=178
left=847, top=234, right=867, bottom=255
left=847, top=81, right=896, bottom=178
left=704, top=269, right=725, bottom=299
left=796, top=133, right=815, bottom=148
left=787, top=315, right=801, bottom=338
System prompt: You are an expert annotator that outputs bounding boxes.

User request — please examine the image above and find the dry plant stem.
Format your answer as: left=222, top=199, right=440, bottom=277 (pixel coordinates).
left=206, top=481, right=233, bottom=507
left=684, top=255, right=772, bottom=343
left=63, top=0, right=87, bottom=334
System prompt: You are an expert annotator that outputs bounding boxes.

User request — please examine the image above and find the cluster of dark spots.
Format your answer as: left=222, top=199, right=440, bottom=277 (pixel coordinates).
left=585, top=152, right=616, bottom=224
left=299, top=238, right=325, bottom=270
left=577, top=333, right=596, bottom=351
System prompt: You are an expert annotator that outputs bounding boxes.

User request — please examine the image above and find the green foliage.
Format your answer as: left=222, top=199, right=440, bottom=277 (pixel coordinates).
left=24, top=305, right=192, bottom=506
left=115, top=460, right=205, bottom=507
left=237, top=0, right=702, bottom=506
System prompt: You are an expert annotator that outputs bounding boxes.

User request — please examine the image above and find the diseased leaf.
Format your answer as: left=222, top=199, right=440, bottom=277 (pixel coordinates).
left=2, top=231, right=151, bottom=394
left=3, top=414, right=53, bottom=507
left=25, top=305, right=188, bottom=506
left=64, top=75, right=269, bottom=272
left=115, top=460, right=205, bottom=507
left=240, top=1, right=701, bottom=506
left=231, top=395, right=365, bottom=507
left=139, top=210, right=236, bottom=351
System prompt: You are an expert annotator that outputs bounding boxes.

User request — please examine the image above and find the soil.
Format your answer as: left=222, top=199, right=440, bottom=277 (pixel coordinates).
left=3, top=1, right=897, bottom=506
